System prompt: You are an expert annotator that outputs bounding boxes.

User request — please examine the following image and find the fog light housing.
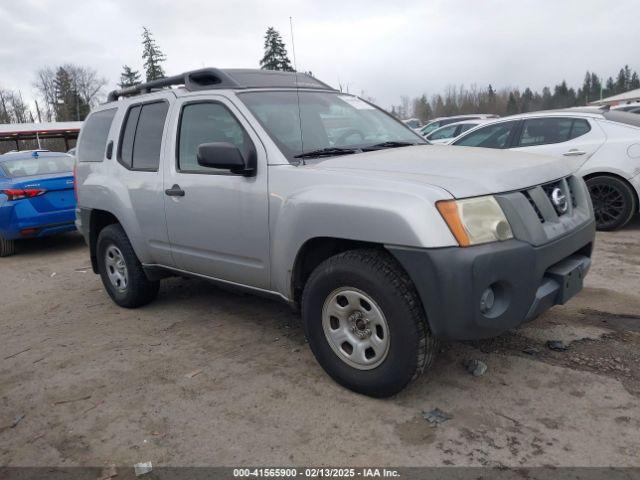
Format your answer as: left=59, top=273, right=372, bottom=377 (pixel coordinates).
left=480, top=287, right=495, bottom=314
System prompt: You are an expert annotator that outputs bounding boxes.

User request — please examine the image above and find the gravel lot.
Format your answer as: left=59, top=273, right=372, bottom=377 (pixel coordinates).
left=1, top=220, right=639, bottom=468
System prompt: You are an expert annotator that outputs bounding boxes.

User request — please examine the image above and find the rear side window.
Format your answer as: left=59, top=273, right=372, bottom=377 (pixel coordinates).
left=118, top=101, right=169, bottom=171
left=78, top=108, right=116, bottom=162
left=454, top=121, right=517, bottom=149
left=518, top=118, right=573, bottom=147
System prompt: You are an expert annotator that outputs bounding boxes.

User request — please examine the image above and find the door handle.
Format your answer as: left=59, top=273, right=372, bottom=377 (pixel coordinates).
left=165, top=184, right=185, bottom=197
left=562, top=150, right=586, bottom=156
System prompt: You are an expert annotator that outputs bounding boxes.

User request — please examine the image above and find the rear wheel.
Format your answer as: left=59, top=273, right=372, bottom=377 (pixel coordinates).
left=0, top=236, right=16, bottom=257
left=302, top=249, right=437, bottom=398
left=96, top=224, right=159, bottom=308
left=586, top=175, right=636, bottom=231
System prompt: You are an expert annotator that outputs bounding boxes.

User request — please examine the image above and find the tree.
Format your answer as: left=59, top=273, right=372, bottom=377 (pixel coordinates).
left=412, top=94, right=432, bottom=122
left=142, top=26, right=166, bottom=81
left=34, top=64, right=105, bottom=121
left=630, top=72, right=640, bottom=90
left=260, top=27, right=294, bottom=72
left=119, top=65, right=142, bottom=89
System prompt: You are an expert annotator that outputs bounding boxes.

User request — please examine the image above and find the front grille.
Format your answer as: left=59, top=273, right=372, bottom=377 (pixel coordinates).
left=521, top=176, right=577, bottom=224
left=523, top=190, right=545, bottom=223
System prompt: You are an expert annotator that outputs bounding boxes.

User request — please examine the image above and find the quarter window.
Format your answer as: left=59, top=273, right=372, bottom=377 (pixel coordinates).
left=178, top=102, right=254, bottom=173
left=77, top=108, right=116, bottom=162
left=118, top=101, right=168, bottom=171
left=569, top=119, right=591, bottom=139
left=454, top=121, right=517, bottom=149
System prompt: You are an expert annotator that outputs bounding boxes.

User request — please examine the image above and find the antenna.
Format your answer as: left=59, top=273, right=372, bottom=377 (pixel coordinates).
left=290, top=16, right=305, bottom=163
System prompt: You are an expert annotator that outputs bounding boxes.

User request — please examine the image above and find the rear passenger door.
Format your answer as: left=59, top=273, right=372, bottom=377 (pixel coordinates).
left=162, top=96, right=270, bottom=289
left=115, top=99, right=175, bottom=267
left=511, top=116, right=606, bottom=169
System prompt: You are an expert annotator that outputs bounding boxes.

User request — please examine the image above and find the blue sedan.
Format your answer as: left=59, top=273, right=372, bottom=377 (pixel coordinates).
left=0, top=151, right=77, bottom=257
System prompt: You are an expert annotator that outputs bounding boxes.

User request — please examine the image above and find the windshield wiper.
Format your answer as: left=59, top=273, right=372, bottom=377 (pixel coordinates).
left=362, top=141, right=418, bottom=151
left=294, top=147, right=358, bottom=159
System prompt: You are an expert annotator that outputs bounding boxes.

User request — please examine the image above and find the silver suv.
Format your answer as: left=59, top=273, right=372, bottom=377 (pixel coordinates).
left=75, top=68, right=596, bottom=397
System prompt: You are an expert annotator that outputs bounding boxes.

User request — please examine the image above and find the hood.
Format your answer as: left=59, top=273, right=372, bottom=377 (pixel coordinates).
left=310, top=145, right=574, bottom=198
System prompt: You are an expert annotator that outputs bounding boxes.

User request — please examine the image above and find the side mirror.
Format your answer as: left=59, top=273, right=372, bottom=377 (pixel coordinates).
left=196, top=142, right=255, bottom=175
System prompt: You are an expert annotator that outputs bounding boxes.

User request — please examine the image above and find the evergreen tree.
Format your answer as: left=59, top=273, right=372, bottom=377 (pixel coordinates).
left=260, top=27, right=294, bottom=72
left=506, top=92, right=518, bottom=114
left=53, top=66, right=89, bottom=121
left=630, top=72, right=640, bottom=90
left=142, top=27, right=166, bottom=81
left=520, top=88, right=534, bottom=112
left=119, top=65, right=142, bottom=88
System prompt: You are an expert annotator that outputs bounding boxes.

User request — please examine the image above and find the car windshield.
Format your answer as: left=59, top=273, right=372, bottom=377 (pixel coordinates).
left=238, top=91, right=425, bottom=161
left=1, top=154, right=74, bottom=178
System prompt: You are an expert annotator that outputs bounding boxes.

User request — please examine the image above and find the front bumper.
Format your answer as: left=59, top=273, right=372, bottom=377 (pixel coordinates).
left=387, top=220, right=596, bottom=341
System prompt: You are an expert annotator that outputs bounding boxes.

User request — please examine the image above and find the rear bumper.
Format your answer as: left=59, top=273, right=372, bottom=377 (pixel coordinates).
left=0, top=204, right=76, bottom=240
left=387, top=220, right=596, bottom=341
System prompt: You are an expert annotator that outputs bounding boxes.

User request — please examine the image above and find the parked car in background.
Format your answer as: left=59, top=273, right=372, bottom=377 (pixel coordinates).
left=76, top=68, right=595, bottom=397
left=425, top=119, right=493, bottom=144
left=403, top=118, right=422, bottom=129
left=612, top=103, right=640, bottom=114
left=419, top=114, right=499, bottom=137
left=450, top=109, right=640, bottom=230
left=0, top=151, right=76, bottom=256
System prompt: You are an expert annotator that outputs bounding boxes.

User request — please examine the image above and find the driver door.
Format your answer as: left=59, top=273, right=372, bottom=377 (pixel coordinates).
left=163, top=96, right=270, bottom=289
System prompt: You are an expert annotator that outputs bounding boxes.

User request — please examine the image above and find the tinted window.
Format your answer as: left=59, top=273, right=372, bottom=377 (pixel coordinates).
left=178, top=102, right=254, bottom=173
left=118, top=102, right=168, bottom=171
left=518, top=118, right=573, bottom=147
left=454, top=121, right=517, bottom=149
left=428, top=124, right=458, bottom=140
left=119, top=105, right=141, bottom=168
left=78, top=108, right=116, bottom=162
left=132, top=102, right=169, bottom=170
left=458, top=123, right=476, bottom=134
left=421, top=122, right=443, bottom=136
left=569, top=119, right=591, bottom=139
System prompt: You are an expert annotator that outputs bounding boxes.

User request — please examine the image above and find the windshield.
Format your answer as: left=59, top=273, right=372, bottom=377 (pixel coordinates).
left=238, top=91, right=425, bottom=161
left=1, top=154, right=74, bottom=178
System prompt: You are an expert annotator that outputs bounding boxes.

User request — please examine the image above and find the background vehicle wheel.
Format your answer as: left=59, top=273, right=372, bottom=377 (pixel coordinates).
left=302, top=249, right=437, bottom=398
left=96, top=224, right=159, bottom=308
left=586, top=175, right=637, bottom=231
left=0, top=236, right=16, bottom=257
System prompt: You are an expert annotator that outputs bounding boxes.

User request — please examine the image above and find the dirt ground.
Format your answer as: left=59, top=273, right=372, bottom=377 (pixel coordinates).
left=1, top=219, right=639, bottom=468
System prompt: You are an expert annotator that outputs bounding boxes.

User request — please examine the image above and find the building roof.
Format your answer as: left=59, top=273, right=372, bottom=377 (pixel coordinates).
left=0, top=122, right=83, bottom=136
left=589, top=88, right=640, bottom=106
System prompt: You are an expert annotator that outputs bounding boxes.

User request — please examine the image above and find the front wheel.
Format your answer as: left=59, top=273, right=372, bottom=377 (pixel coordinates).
left=586, top=175, right=637, bottom=231
left=302, top=249, right=437, bottom=398
left=96, top=224, right=159, bottom=308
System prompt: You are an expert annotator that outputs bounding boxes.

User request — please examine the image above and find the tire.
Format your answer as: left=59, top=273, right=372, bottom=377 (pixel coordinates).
left=586, top=175, right=637, bottom=231
left=0, top=236, right=16, bottom=257
left=96, top=224, right=159, bottom=308
left=301, top=249, right=437, bottom=398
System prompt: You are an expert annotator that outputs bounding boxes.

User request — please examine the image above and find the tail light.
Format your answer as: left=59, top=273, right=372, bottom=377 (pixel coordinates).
left=1, top=188, right=46, bottom=201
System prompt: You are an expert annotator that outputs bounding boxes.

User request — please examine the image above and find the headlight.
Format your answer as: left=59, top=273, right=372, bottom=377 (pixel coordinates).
left=436, top=195, right=513, bottom=247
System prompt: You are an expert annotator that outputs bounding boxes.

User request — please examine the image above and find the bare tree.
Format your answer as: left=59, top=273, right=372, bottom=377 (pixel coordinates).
left=34, top=64, right=107, bottom=121
left=0, top=88, right=33, bottom=124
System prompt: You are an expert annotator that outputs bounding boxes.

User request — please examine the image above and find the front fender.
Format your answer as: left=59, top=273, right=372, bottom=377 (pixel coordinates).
left=269, top=184, right=457, bottom=297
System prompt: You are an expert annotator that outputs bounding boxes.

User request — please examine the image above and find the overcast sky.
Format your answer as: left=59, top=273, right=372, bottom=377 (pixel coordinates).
left=1, top=0, right=638, bottom=109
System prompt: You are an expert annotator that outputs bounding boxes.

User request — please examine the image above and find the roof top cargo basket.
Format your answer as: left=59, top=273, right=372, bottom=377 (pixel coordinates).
left=106, top=68, right=335, bottom=102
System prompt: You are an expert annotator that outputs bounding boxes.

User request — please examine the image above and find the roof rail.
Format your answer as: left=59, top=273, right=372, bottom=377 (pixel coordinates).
left=107, top=68, right=239, bottom=102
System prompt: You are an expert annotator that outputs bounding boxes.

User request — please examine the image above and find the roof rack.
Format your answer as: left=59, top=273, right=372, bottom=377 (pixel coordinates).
left=107, top=68, right=240, bottom=102
left=106, top=68, right=335, bottom=102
